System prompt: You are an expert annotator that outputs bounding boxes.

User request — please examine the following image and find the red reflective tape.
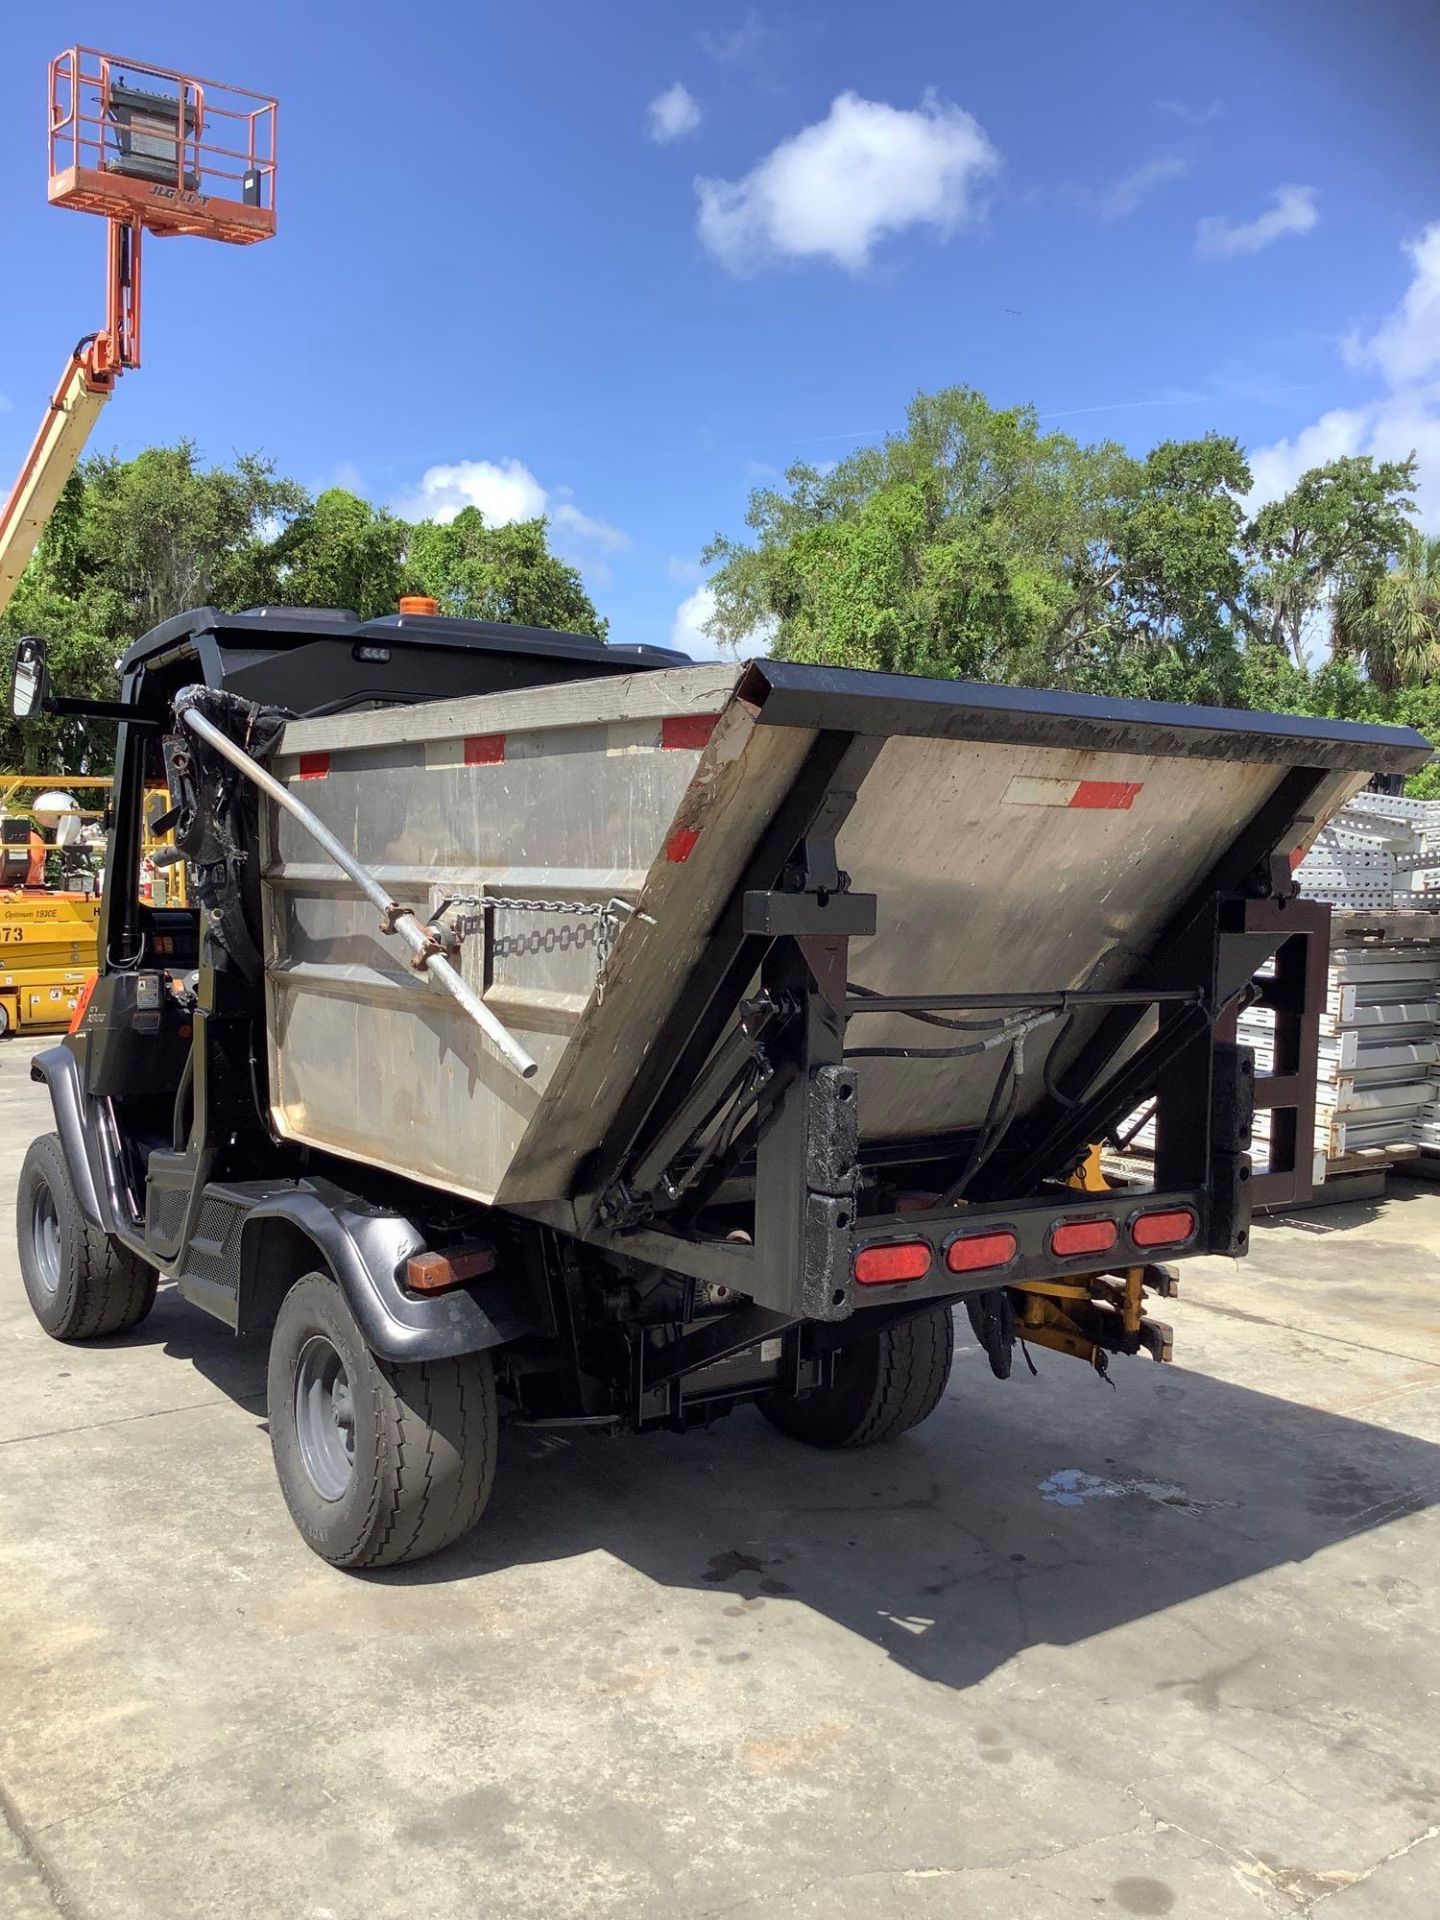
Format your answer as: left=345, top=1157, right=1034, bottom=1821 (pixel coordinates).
left=661, top=713, right=721, bottom=751
left=666, top=826, right=701, bottom=863
left=1069, top=781, right=1142, bottom=810
left=298, top=752, right=329, bottom=780
left=464, top=733, right=506, bottom=766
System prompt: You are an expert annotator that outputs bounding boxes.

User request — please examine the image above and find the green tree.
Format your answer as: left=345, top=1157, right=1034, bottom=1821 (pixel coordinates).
left=57, top=442, right=307, bottom=635
left=407, top=509, right=607, bottom=636
left=704, top=388, right=1123, bottom=684
left=1245, top=454, right=1418, bottom=666
left=1, top=444, right=305, bottom=772
left=1331, top=527, right=1440, bottom=694
left=3, top=451, right=610, bottom=773
left=264, top=488, right=410, bottom=621
left=706, top=390, right=1262, bottom=704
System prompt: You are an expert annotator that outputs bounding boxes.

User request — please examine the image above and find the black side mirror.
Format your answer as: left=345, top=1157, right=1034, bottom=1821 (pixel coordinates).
left=11, top=637, right=51, bottom=720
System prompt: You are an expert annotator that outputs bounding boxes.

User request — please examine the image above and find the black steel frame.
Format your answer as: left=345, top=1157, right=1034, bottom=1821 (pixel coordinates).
left=1214, top=896, right=1331, bottom=1212
left=570, top=711, right=1355, bottom=1325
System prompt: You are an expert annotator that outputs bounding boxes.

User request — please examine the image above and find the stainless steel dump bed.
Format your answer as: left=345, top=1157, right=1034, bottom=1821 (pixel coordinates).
left=261, top=661, right=1428, bottom=1210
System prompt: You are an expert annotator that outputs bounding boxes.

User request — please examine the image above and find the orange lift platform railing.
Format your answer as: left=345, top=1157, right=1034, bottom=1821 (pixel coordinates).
left=0, top=49, right=278, bottom=616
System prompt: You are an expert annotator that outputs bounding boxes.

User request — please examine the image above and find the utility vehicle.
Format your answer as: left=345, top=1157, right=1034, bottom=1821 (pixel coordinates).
left=10, top=607, right=1427, bottom=1567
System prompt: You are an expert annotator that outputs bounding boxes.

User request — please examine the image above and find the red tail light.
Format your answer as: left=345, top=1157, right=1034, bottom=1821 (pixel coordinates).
left=1050, top=1217, right=1118, bottom=1259
left=1131, top=1207, right=1197, bottom=1249
left=944, top=1230, right=1018, bottom=1274
left=854, top=1241, right=932, bottom=1286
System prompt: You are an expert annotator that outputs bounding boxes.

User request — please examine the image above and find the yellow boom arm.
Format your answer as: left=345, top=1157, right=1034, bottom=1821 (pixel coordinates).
left=0, top=353, right=112, bottom=618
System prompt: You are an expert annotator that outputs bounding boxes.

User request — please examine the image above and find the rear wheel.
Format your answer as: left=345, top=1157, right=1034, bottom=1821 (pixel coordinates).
left=267, top=1273, right=498, bottom=1570
left=762, top=1302, right=955, bottom=1448
left=16, top=1132, right=157, bottom=1339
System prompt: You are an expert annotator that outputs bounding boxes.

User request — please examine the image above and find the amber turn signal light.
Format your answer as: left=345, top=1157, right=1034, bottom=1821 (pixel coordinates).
left=405, top=1244, right=498, bottom=1294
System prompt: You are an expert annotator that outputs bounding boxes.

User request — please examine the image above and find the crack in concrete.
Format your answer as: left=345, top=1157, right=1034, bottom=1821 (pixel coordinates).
left=1183, top=1296, right=1440, bottom=1371
left=0, top=1780, right=82, bottom=1920
left=1311, top=1822, right=1440, bottom=1911
left=0, top=1391, right=265, bottom=1451
left=693, top=1816, right=1157, bottom=1916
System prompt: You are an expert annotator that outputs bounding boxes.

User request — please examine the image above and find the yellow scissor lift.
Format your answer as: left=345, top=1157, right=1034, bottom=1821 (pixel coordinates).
left=0, top=775, right=183, bottom=1036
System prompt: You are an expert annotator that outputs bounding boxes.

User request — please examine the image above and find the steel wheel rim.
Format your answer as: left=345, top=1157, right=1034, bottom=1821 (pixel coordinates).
left=32, top=1183, right=61, bottom=1295
left=293, top=1334, right=356, bottom=1502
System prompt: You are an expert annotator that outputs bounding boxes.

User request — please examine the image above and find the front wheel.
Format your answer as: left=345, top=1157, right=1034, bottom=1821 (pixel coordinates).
left=16, top=1132, right=157, bottom=1339
left=267, top=1273, right=498, bottom=1570
left=761, top=1302, right=955, bottom=1448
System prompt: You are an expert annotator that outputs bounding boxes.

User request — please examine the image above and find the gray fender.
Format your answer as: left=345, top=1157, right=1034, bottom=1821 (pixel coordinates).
left=235, top=1186, right=541, bottom=1364
left=30, top=1045, right=118, bottom=1234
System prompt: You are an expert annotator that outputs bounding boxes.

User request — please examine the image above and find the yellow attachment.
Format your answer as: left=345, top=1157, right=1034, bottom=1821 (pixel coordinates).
left=0, top=890, right=99, bottom=1036
left=1069, top=1144, right=1110, bottom=1192
left=1008, top=1267, right=1173, bottom=1372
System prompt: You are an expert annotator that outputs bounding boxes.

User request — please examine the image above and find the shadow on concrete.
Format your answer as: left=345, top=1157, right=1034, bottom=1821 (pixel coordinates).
left=115, top=1281, right=1440, bottom=1695
left=1258, top=1181, right=1435, bottom=1233
left=387, top=1335, right=1437, bottom=1693
left=92, top=1280, right=270, bottom=1417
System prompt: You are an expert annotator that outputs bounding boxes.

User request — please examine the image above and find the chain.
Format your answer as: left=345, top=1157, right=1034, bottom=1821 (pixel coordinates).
left=432, top=894, right=645, bottom=1005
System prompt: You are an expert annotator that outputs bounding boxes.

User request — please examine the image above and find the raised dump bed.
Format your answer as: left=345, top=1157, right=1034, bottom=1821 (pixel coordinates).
left=261, top=659, right=1419, bottom=1214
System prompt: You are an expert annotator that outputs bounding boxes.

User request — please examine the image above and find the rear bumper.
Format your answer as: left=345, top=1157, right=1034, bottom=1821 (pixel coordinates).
left=843, top=1186, right=1210, bottom=1309
left=580, top=1177, right=1228, bottom=1326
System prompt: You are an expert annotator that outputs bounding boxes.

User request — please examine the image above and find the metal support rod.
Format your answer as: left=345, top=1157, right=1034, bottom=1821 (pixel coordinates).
left=845, top=988, right=1206, bottom=1015
left=179, top=706, right=539, bottom=1082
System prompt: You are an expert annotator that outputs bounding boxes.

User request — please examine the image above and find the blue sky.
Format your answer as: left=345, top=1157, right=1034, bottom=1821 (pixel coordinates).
left=2, top=1, right=1438, bottom=654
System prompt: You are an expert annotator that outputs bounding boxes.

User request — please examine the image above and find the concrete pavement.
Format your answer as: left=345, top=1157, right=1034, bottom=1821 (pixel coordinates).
left=1, top=1040, right=1437, bottom=1918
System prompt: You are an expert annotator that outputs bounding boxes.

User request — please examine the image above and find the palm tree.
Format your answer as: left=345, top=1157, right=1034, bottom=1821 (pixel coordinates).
left=1332, top=528, right=1440, bottom=694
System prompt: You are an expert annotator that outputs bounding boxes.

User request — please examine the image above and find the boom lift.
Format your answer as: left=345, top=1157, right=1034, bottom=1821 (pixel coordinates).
left=0, top=48, right=277, bottom=615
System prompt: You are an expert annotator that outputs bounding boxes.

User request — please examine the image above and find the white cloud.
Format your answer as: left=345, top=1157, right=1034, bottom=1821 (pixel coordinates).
left=1344, top=221, right=1440, bottom=387
left=399, top=457, right=546, bottom=525
left=1248, top=389, right=1440, bottom=529
left=648, top=82, right=701, bottom=144
left=667, top=555, right=705, bottom=582
left=1247, top=222, right=1440, bottom=530
left=696, top=90, right=1000, bottom=274
left=1156, top=97, right=1224, bottom=126
left=670, top=584, right=779, bottom=658
left=1094, top=156, right=1188, bottom=222
left=1196, top=184, right=1318, bottom=260
left=671, top=585, right=722, bottom=656
left=550, top=501, right=630, bottom=552
left=395, top=457, right=628, bottom=549
left=699, top=10, right=773, bottom=67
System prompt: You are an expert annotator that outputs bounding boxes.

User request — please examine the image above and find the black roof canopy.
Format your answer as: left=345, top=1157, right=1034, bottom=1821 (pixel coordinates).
left=118, top=604, right=691, bottom=720
left=121, top=604, right=688, bottom=673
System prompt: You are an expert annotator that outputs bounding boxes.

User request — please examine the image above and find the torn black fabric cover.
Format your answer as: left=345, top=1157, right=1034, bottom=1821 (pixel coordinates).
left=168, top=687, right=293, bottom=982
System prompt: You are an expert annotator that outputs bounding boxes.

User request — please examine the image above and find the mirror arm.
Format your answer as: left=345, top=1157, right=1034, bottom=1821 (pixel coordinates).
left=41, top=694, right=158, bottom=729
